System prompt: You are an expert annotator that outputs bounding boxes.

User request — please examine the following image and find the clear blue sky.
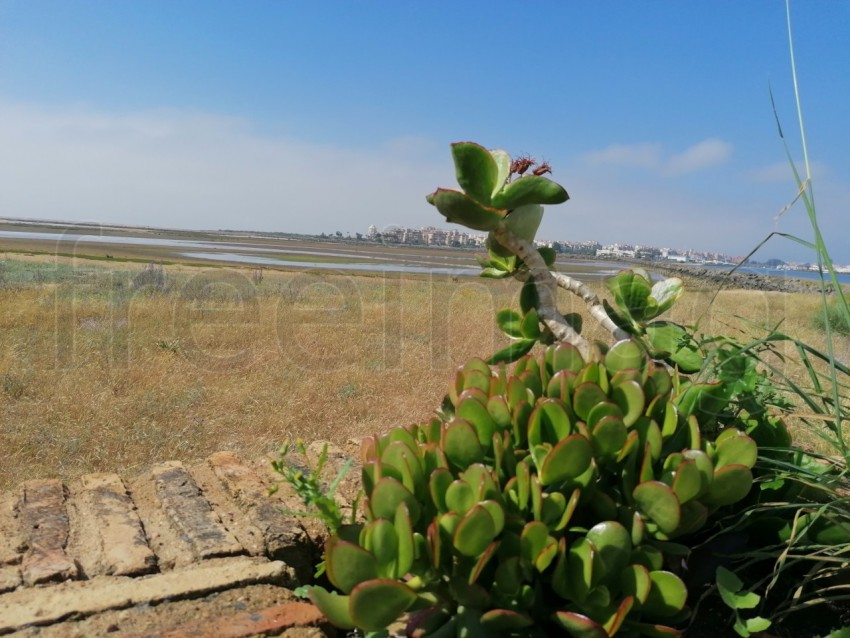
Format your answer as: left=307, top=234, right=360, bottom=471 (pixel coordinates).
left=1, top=1, right=848, bottom=262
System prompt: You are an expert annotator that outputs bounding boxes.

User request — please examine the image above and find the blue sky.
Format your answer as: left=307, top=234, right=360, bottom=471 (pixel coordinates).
left=1, top=2, right=848, bottom=262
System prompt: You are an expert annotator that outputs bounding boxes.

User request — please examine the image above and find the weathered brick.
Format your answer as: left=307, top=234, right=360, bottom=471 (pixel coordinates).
left=18, top=479, right=77, bottom=585
left=152, top=462, right=243, bottom=560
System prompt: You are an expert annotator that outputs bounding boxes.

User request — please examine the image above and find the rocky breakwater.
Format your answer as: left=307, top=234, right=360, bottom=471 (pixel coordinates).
left=658, top=263, right=835, bottom=294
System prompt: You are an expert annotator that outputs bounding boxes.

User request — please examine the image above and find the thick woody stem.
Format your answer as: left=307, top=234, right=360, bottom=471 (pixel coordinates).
left=491, top=224, right=592, bottom=357
left=550, top=272, right=632, bottom=342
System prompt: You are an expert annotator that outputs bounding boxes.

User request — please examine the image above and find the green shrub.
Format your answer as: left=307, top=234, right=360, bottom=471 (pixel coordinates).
left=812, top=299, right=850, bottom=337
left=308, top=341, right=758, bottom=636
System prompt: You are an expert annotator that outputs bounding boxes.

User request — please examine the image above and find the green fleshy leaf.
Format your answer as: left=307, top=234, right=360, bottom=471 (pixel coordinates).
left=445, top=479, right=475, bottom=515
left=545, top=342, right=585, bottom=374
left=552, top=611, right=608, bottom=638
left=370, top=478, right=421, bottom=524
left=491, top=175, right=569, bottom=209
left=574, top=382, right=609, bottom=421
left=633, top=481, right=681, bottom=535
left=520, top=280, right=539, bottom=314
left=540, top=434, right=593, bottom=486
left=649, top=278, right=684, bottom=315
left=496, top=309, right=523, bottom=338
left=488, top=339, right=536, bottom=365
left=326, top=541, right=379, bottom=594
left=480, top=267, right=511, bottom=279
left=714, top=431, right=758, bottom=469
left=520, top=308, right=542, bottom=340
left=442, top=418, right=485, bottom=471
left=606, top=271, right=652, bottom=322
left=505, top=203, right=544, bottom=243
left=489, top=149, right=511, bottom=198
left=538, top=246, right=557, bottom=267
left=622, top=563, right=652, bottom=604
left=716, top=566, right=761, bottom=611
left=480, top=609, right=533, bottom=632
left=605, top=339, right=646, bottom=375
left=454, top=504, right=497, bottom=557
left=308, top=587, right=355, bottom=630
left=457, top=396, right=498, bottom=448
left=349, top=579, right=417, bottom=632
left=586, top=521, right=632, bottom=577
left=395, top=503, right=415, bottom=577
left=451, top=141, right=499, bottom=204
left=592, top=415, right=628, bottom=460
left=611, top=379, right=646, bottom=427
left=429, top=188, right=506, bottom=231
left=361, top=519, right=399, bottom=578
left=704, top=464, right=753, bottom=506
left=645, top=321, right=704, bottom=373
left=642, top=571, right=688, bottom=618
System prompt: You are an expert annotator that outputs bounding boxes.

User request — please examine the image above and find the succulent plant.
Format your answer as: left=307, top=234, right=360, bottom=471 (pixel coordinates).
left=309, top=341, right=758, bottom=637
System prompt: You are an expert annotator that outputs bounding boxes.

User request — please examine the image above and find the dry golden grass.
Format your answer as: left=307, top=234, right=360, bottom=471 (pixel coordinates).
left=1, top=254, right=847, bottom=489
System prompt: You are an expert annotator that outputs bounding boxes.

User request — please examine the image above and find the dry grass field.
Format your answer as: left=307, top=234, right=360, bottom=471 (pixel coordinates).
left=1, top=252, right=846, bottom=490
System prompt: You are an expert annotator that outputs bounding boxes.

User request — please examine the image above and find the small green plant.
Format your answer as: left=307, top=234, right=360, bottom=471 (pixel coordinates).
left=715, top=567, right=771, bottom=637
left=812, top=299, right=850, bottom=337
left=308, top=341, right=759, bottom=636
left=270, top=439, right=355, bottom=537
left=2, top=372, right=26, bottom=399
left=155, top=338, right=182, bottom=353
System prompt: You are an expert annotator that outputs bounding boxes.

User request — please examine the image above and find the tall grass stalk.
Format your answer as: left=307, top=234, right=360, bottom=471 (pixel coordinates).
left=777, top=0, right=850, bottom=459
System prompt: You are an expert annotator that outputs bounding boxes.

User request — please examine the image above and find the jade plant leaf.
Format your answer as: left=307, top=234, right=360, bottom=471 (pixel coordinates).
left=633, top=481, right=681, bottom=535
left=545, top=342, right=585, bottom=374
left=361, top=519, right=398, bottom=578
left=586, top=521, right=632, bottom=577
left=489, top=149, right=511, bottom=197
left=308, top=587, right=355, bottom=630
left=622, top=563, right=652, bottom=604
left=445, top=479, right=476, bottom=516
left=592, top=415, right=628, bottom=460
left=574, top=382, right=609, bottom=421
left=496, top=309, right=523, bottom=338
left=605, top=340, right=646, bottom=375
left=714, top=430, right=758, bottom=469
left=607, top=271, right=653, bottom=322
left=611, top=379, right=645, bottom=427
left=704, top=464, right=753, bottom=506
left=540, top=434, right=593, bottom=486
left=428, top=188, right=507, bottom=231
left=326, top=541, right=379, bottom=594
left=349, top=579, right=417, bottom=632
left=394, top=503, right=415, bottom=578
left=505, top=203, right=544, bottom=244
left=451, top=141, right=499, bottom=204
left=642, top=571, right=688, bottom=618
left=488, top=339, right=536, bottom=365
left=480, top=609, right=534, bottom=632
left=370, top=477, right=421, bottom=524
left=645, top=321, right=704, bottom=374
left=442, top=419, right=485, bottom=471
left=649, top=278, right=684, bottom=316
left=553, top=611, right=608, bottom=638
left=454, top=504, right=497, bottom=557
left=457, top=397, right=498, bottom=448
left=491, top=175, right=569, bottom=209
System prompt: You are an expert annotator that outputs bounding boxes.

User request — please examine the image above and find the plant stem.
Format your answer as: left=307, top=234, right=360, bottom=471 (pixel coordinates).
left=550, top=272, right=632, bottom=341
left=492, top=224, right=594, bottom=357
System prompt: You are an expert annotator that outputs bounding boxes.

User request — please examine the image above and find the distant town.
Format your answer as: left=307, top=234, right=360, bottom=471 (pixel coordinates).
left=351, top=224, right=850, bottom=274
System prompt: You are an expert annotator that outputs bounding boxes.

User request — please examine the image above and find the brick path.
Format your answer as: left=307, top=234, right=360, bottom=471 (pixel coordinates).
left=0, top=447, right=356, bottom=637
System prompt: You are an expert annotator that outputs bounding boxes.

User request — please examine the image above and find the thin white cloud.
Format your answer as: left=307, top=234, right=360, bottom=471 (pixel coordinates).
left=582, top=143, right=662, bottom=170
left=582, top=138, right=733, bottom=176
left=0, top=102, right=452, bottom=234
left=663, top=138, right=733, bottom=175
